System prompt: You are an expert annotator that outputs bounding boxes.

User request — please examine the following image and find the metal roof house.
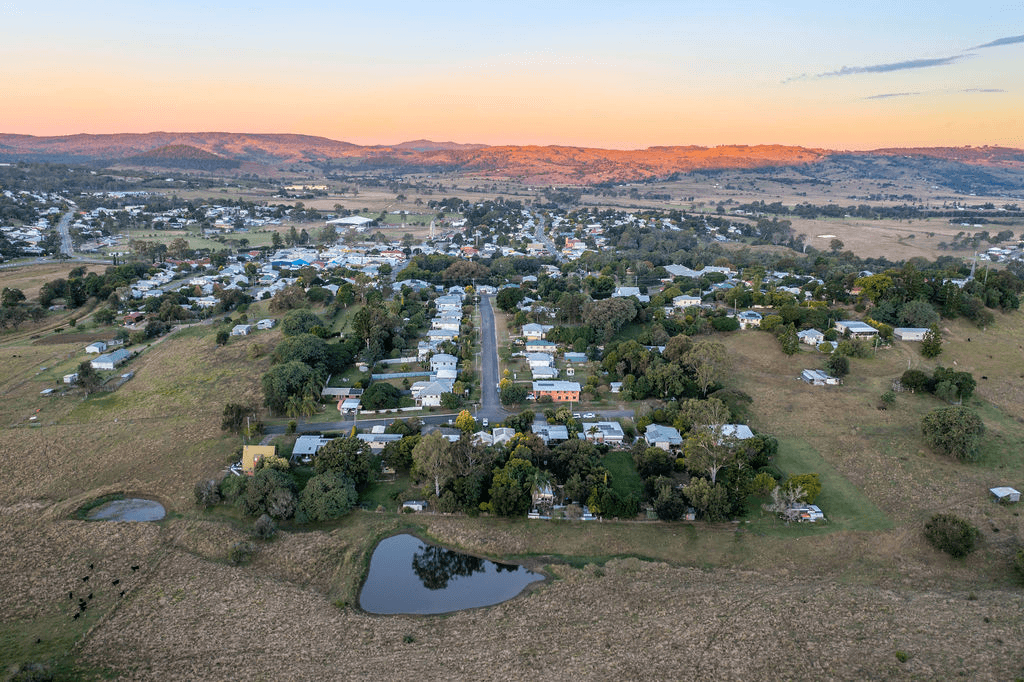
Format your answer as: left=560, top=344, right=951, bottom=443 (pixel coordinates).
left=801, top=369, right=840, bottom=386
left=90, top=349, right=132, bottom=371
left=894, top=327, right=929, bottom=341
left=644, top=424, right=683, bottom=450
left=990, top=487, right=1021, bottom=503
left=835, top=320, right=878, bottom=338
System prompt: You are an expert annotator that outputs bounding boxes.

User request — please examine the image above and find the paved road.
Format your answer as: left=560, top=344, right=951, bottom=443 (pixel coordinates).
left=477, top=294, right=505, bottom=424
left=56, top=210, right=75, bottom=257
left=265, top=412, right=463, bottom=435
left=531, top=212, right=561, bottom=262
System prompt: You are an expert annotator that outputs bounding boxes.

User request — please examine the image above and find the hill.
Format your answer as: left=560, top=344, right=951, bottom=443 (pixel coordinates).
left=1, top=131, right=1024, bottom=188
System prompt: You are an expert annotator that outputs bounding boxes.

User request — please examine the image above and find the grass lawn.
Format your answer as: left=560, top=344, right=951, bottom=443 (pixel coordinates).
left=360, top=472, right=411, bottom=511
left=771, top=436, right=892, bottom=532
left=600, top=451, right=644, bottom=501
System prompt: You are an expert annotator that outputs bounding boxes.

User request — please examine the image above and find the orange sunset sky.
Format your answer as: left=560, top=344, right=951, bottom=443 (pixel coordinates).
left=3, top=1, right=1023, bottom=150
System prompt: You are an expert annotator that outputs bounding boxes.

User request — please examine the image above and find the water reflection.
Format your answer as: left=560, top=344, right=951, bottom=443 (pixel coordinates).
left=360, top=534, right=543, bottom=614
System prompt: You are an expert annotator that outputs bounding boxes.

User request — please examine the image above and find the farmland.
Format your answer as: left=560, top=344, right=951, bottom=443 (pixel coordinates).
left=2, top=252, right=1024, bottom=679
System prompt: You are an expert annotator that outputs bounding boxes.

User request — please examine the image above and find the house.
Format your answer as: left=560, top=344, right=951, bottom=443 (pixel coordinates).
left=532, top=381, right=581, bottom=402
left=242, top=445, right=277, bottom=475
left=990, top=487, right=1021, bottom=503
left=736, top=311, right=763, bottom=329
left=257, top=318, right=277, bottom=330
left=423, top=426, right=461, bottom=443
left=90, top=349, right=132, bottom=371
left=291, top=435, right=333, bottom=462
left=524, top=339, right=557, bottom=354
left=412, top=381, right=450, bottom=407
left=532, top=484, right=555, bottom=507
left=402, top=500, right=428, bottom=512
left=797, top=329, right=825, bottom=346
left=338, top=398, right=362, bottom=413
left=429, top=353, right=458, bottom=373
left=563, top=352, right=588, bottom=363
left=532, top=422, right=569, bottom=444
left=531, top=365, right=559, bottom=379
left=63, top=372, right=79, bottom=384
left=521, top=323, right=551, bottom=340
left=672, top=294, right=702, bottom=309
left=231, top=324, right=252, bottom=336
left=835, top=320, right=878, bottom=339
left=581, top=421, right=625, bottom=445
left=718, top=424, right=755, bottom=441
left=85, top=341, right=107, bottom=354
left=356, top=432, right=403, bottom=451
left=491, top=427, right=515, bottom=446
left=526, top=353, right=554, bottom=369
left=644, top=424, right=683, bottom=451
left=612, top=286, right=650, bottom=303
left=610, top=382, right=623, bottom=393
left=894, top=327, right=929, bottom=342
left=427, top=328, right=459, bottom=342
left=801, top=369, right=840, bottom=386
left=322, top=387, right=363, bottom=400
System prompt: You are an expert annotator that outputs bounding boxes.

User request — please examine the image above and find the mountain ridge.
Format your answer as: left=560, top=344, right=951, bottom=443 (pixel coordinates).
left=1, top=131, right=1022, bottom=185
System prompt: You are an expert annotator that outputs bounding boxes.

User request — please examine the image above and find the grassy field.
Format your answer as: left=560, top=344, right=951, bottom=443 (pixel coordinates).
left=2, top=264, right=1024, bottom=678
left=601, top=451, right=644, bottom=505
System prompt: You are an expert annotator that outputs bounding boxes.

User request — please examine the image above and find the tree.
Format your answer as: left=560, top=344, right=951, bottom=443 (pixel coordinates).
left=487, top=458, right=536, bottom=517
left=824, top=354, right=849, bottom=377
left=682, top=341, right=727, bottom=396
left=500, top=383, right=528, bottom=406
left=221, top=402, right=258, bottom=434
left=215, top=329, right=229, bottom=346
left=242, top=468, right=297, bottom=519
left=296, top=471, right=358, bottom=523
left=682, top=477, right=730, bottom=521
left=281, top=309, right=322, bottom=336
left=0, top=287, right=25, bottom=307
left=829, top=238, right=844, bottom=253
left=76, top=360, right=102, bottom=396
left=921, top=325, right=942, bottom=359
left=194, top=479, right=221, bottom=508
left=454, top=409, right=477, bottom=434
left=777, top=324, right=799, bottom=355
left=361, top=382, right=400, bottom=410
left=921, top=406, right=985, bottom=461
left=412, top=431, right=453, bottom=497
left=923, top=513, right=980, bottom=558
left=440, top=392, right=462, bottom=409
left=261, top=360, right=318, bottom=413
left=273, top=333, right=330, bottom=376
left=782, top=473, right=821, bottom=504
left=495, top=286, right=525, bottom=313
left=314, top=436, right=372, bottom=488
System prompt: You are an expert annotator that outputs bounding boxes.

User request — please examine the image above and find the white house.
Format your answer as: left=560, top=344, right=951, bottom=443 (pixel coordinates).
left=91, top=349, right=132, bottom=371
left=737, top=311, right=763, bottom=329
left=63, top=372, right=79, bottom=384
left=531, top=365, right=559, bottom=379
left=402, top=500, right=428, bottom=512
left=429, top=353, right=458, bottom=373
left=835, top=320, right=878, bottom=339
left=257, top=318, right=277, bottom=330
left=581, top=421, right=625, bottom=445
left=894, top=327, right=929, bottom=342
left=231, top=324, right=252, bottom=336
left=672, top=295, right=702, bottom=309
left=526, top=353, right=554, bottom=369
left=85, top=341, right=107, bottom=354
left=644, top=424, right=683, bottom=451
left=612, top=286, right=650, bottom=303
left=521, top=323, right=551, bottom=340
left=797, top=329, right=825, bottom=346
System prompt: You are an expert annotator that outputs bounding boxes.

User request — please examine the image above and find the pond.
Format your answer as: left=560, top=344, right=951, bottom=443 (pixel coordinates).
left=87, top=498, right=166, bottom=522
left=359, top=533, right=543, bottom=615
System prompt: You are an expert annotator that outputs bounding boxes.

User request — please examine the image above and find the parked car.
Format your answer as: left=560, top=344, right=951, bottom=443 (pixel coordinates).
left=482, top=418, right=489, bottom=427
left=572, top=413, right=581, bottom=419
left=583, top=412, right=596, bottom=419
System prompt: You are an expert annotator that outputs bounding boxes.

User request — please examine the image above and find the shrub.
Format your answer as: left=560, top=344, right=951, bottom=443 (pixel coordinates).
left=219, top=475, right=247, bottom=505
left=878, top=391, right=896, bottom=410
left=923, top=513, right=980, bottom=558
left=824, top=354, right=849, bottom=377
left=227, top=540, right=257, bottom=565
left=194, top=479, right=222, bottom=508
left=253, top=514, right=277, bottom=539
left=1014, top=548, right=1024, bottom=581
left=296, top=471, right=358, bottom=523
left=921, top=406, right=985, bottom=461
left=782, top=473, right=822, bottom=504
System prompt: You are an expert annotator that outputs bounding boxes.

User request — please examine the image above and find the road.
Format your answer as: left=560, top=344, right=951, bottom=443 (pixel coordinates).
left=531, top=212, right=561, bottom=262
left=477, top=294, right=505, bottom=423
left=56, top=210, right=75, bottom=257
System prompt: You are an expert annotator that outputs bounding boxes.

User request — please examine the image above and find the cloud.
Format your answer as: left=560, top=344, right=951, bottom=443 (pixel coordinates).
left=818, top=55, right=963, bottom=78
left=972, top=34, right=1024, bottom=50
left=962, top=87, right=1006, bottom=93
left=863, top=92, right=923, bottom=100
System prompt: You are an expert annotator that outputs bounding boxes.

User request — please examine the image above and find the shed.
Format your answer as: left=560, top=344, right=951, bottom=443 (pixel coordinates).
left=402, top=500, right=428, bottom=512
left=894, top=327, right=929, bottom=342
left=990, top=487, right=1021, bottom=503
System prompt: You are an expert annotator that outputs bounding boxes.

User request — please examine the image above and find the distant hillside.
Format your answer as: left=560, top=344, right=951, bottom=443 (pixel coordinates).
left=1, top=131, right=1023, bottom=189
left=120, top=144, right=241, bottom=171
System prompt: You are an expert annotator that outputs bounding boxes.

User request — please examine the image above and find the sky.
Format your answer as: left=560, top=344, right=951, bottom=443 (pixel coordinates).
left=2, top=0, right=1023, bottom=150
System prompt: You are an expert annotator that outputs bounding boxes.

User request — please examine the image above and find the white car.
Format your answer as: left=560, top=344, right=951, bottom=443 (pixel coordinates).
left=482, top=418, right=489, bottom=427
left=583, top=412, right=596, bottom=419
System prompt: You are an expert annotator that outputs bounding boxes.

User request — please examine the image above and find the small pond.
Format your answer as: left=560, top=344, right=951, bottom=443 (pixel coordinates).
left=87, top=498, right=166, bottom=522
left=360, top=533, right=543, bottom=614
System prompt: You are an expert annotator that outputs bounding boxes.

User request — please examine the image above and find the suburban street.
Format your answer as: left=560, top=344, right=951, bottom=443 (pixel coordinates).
left=56, top=210, right=75, bottom=257
left=477, top=294, right=504, bottom=423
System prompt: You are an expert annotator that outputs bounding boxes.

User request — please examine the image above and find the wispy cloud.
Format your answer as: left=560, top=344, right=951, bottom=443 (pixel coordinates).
left=818, top=56, right=963, bottom=78
left=863, top=92, right=922, bottom=100
left=962, top=87, right=1006, bottom=93
left=972, top=34, right=1024, bottom=50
